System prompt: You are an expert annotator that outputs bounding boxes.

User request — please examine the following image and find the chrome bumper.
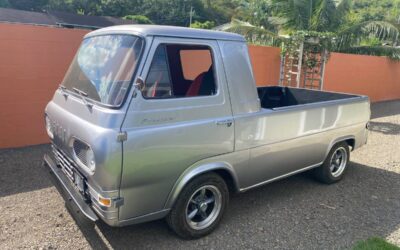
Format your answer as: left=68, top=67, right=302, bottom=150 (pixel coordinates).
left=43, top=154, right=98, bottom=222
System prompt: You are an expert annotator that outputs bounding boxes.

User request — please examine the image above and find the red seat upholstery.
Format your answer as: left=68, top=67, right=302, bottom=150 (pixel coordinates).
left=148, top=72, right=163, bottom=97
left=151, top=80, right=159, bottom=97
left=186, top=72, right=206, bottom=97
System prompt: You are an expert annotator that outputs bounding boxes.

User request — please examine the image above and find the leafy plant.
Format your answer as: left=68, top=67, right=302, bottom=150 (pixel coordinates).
left=123, top=15, right=153, bottom=24
left=340, top=46, right=400, bottom=60
left=0, top=0, right=10, bottom=7
left=218, top=0, right=400, bottom=59
left=216, top=19, right=282, bottom=46
left=190, top=20, right=215, bottom=29
left=353, top=237, right=400, bottom=250
left=8, top=0, right=49, bottom=11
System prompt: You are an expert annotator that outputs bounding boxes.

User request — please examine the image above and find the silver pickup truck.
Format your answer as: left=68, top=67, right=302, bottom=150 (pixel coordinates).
left=43, top=25, right=370, bottom=239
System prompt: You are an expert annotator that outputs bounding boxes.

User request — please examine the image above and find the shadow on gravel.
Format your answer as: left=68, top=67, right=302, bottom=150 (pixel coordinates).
left=371, top=100, right=400, bottom=119
left=74, top=161, right=400, bottom=250
left=368, top=121, right=400, bottom=135
left=66, top=206, right=110, bottom=250
left=0, top=144, right=51, bottom=198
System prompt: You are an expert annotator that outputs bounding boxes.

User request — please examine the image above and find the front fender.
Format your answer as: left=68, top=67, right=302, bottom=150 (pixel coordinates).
left=163, top=161, right=239, bottom=209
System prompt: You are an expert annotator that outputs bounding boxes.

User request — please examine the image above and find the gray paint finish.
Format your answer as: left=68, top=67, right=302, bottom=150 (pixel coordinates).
left=44, top=25, right=370, bottom=227
left=87, top=25, right=246, bottom=42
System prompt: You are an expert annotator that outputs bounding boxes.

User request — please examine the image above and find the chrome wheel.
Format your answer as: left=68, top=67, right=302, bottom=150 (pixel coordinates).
left=185, top=185, right=222, bottom=230
left=329, top=147, right=348, bottom=177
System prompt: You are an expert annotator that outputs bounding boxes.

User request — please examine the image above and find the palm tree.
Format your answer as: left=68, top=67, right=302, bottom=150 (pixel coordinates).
left=217, top=0, right=400, bottom=59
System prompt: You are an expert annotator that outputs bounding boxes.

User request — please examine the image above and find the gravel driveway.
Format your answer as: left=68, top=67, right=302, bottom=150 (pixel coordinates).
left=1, top=100, right=399, bottom=250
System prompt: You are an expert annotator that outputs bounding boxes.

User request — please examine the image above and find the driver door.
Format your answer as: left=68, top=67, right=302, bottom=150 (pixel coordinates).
left=119, top=37, right=234, bottom=220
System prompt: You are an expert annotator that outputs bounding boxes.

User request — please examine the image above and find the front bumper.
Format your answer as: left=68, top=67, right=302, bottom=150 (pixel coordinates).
left=43, top=154, right=98, bottom=222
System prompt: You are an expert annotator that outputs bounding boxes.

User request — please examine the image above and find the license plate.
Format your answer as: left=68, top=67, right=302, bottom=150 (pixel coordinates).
left=74, top=171, right=85, bottom=193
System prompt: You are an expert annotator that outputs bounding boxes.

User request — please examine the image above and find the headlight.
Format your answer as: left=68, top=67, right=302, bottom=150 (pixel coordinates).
left=45, top=115, right=54, bottom=139
left=72, top=139, right=96, bottom=172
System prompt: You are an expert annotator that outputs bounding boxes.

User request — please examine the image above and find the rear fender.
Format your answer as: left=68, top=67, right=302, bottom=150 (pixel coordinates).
left=325, top=135, right=355, bottom=158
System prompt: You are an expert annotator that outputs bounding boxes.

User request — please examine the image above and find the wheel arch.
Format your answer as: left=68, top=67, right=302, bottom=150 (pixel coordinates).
left=325, top=135, right=355, bottom=159
left=163, top=161, right=239, bottom=209
left=345, top=138, right=355, bottom=150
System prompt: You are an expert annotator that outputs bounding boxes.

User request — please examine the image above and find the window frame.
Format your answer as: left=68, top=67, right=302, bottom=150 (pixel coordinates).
left=141, top=43, right=218, bottom=100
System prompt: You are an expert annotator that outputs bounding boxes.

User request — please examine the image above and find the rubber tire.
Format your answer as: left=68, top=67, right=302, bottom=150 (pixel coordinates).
left=166, top=173, right=229, bottom=239
left=313, top=142, right=350, bottom=184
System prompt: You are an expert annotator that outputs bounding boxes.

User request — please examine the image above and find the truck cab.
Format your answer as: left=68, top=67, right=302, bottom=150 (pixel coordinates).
left=43, top=25, right=370, bottom=239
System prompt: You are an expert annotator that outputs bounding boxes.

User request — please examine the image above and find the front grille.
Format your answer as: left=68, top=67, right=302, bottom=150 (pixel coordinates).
left=52, top=144, right=91, bottom=200
left=52, top=145, right=76, bottom=182
left=72, top=139, right=90, bottom=167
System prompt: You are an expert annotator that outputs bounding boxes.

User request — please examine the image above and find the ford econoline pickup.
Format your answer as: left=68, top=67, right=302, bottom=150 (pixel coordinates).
left=43, top=25, right=370, bottom=239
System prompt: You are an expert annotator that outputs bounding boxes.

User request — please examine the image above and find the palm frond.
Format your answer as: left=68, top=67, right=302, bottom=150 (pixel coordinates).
left=335, top=0, right=351, bottom=18
left=270, top=0, right=310, bottom=31
left=311, top=0, right=338, bottom=31
left=363, top=21, right=399, bottom=41
left=336, top=21, right=400, bottom=50
left=215, top=19, right=280, bottom=46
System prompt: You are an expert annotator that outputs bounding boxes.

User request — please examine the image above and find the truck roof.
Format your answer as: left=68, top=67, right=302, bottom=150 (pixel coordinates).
left=86, top=25, right=246, bottom=42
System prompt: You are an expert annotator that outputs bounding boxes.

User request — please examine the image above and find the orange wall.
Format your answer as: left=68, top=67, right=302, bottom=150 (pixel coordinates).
left=250, top=49, right=400, bottom=102
left=0, top=23, right=88, bottom=148
left=324, top=52, right=400, bottom=102
left=0, top=23, right=399, bottom=148
left=180, top=49, right=212, bottom=79
left=248, top=45, right=281, bottom=86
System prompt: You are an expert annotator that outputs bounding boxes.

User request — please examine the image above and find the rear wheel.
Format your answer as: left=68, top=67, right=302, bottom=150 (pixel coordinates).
left=313, top=142, right=350, bottom=184
left=166, top=173, right=229, bottom=239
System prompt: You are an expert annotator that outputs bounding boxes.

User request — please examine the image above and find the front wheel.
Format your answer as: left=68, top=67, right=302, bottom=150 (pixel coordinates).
left=313, top=142, right=350, bottom=184
left=166, top=173, right=229, bottom=239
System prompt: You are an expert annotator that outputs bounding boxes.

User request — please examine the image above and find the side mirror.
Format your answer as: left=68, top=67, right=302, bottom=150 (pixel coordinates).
left=134, top=77, right=145, bottom=91
left=132, top=77, right=145, bottom=97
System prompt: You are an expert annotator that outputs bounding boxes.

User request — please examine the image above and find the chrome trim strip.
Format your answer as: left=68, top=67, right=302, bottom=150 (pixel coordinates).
left=53, top=146, right=75, bottom=180
left=240, top=162, right=323, bottom=192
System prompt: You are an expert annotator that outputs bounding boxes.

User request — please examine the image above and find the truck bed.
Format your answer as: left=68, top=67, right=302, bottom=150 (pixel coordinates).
left=257, top=86, right=359, bottom=109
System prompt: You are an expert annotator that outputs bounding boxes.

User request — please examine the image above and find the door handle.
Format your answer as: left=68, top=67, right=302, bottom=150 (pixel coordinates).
left=216, top=119, right=233, bottom=127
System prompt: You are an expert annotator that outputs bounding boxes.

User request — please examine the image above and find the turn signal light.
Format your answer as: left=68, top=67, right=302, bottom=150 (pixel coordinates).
left=98, top=197, right=111, bottom=207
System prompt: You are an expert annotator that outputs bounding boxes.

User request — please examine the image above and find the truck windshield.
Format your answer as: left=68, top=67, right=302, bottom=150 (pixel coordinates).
left=61, top=35, right=143, bottom=106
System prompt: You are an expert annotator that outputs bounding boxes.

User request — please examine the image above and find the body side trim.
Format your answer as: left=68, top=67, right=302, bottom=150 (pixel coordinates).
left=118, top=209, right=170, bottom=226
left=239, top=162, right=323, bottom=192
left=239, top=122, right=364, bottom=152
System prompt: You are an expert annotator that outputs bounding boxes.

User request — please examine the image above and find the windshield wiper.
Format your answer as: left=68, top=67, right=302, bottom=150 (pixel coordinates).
left=72, top=87, right=88, bottom=97
left=59, top=84, right=69, bottom=97
left=72, top=87, right=93, bottom=109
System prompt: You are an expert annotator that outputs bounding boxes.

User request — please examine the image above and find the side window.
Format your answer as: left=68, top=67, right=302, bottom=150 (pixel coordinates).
left=143, top=44, right=216, bottom=98
left=143, top=45, right=173, bottom=98
left=180, top=49, right=212, bottom=80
